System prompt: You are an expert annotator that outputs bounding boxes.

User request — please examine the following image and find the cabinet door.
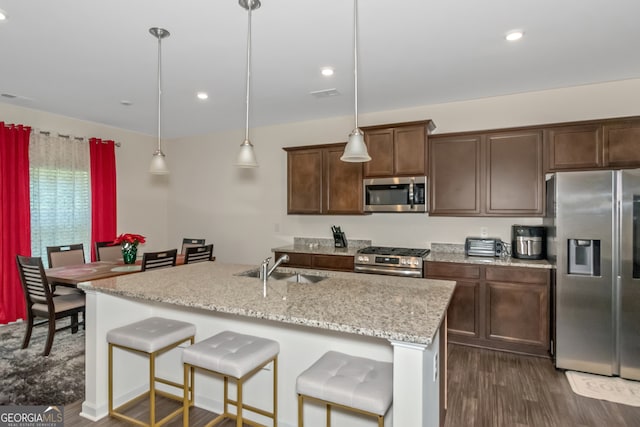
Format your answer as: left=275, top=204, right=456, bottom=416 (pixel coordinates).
left=484, top=267, right=550, bottom=353
left=287, top=149, right=322, bottom=214
left=312, top=254, right=354, bottom=272
left=604, top=120, right=640, bottom=168
left=394, top=125, right=426, bottom=176
left=363, top=128, right=394, bottom=177
left=324, top=146, right=364, bottom=214
left=429, top=135, right=482, bottom=215
left=485, top=130, right=543, bottom=216
left=545, top=124, right=603, bottom=170
left=274, top=252, right=312, bottom=268
left=447, top=281, right=481, bottom=338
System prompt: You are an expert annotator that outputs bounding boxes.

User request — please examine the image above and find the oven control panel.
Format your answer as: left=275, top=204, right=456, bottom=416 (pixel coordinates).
left=355, top=255, right=423, bottom=269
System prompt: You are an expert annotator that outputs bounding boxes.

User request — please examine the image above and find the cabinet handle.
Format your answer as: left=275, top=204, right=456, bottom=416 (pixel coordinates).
left=409, top=178, right=415, bottom=209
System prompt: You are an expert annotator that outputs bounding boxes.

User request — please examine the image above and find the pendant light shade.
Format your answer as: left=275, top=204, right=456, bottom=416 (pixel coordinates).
left=341, top=0, right=371, bottom=163
left=149, top=27, right=170, bottom=175
left=235, top=0, right=261, bottom=168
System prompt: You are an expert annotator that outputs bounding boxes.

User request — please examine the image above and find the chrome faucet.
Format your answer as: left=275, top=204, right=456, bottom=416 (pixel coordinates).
left=261, top=254, right=290, bottom=297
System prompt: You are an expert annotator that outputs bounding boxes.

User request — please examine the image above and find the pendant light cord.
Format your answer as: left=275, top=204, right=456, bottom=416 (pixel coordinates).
left=353, top=0, right=359, bottom=130
left=156, top=32, right=163, bottom=152
left=245, top=2, right=253, bottom=141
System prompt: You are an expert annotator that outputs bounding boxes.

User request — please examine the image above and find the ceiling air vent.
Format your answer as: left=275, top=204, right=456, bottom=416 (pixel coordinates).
left=310, top=88, right=340, bottom=98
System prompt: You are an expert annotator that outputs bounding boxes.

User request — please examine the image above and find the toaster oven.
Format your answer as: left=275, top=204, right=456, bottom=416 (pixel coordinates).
left=465, top=237, right=503, bottom=257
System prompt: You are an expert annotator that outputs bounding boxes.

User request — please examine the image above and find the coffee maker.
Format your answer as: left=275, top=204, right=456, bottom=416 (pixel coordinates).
left=512, top=225, right=546, bottom=260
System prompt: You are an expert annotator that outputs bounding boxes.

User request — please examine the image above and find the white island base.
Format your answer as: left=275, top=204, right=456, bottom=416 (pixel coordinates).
left=80, top=290, right=445, bottom=427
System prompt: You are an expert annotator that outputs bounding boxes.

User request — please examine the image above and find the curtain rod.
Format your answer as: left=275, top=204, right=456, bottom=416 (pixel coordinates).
left=37, top=130, right=121, bottom=147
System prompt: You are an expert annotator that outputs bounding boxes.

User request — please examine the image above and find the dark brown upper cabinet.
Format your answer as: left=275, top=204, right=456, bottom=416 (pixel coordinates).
left=485, top=130, right=544, bottom=215
left=429, top=129, right=544, bottom=217
left=603, top=119, right=640, bottom=168
left=362, top=120, right=435, bottom=178
left=545, top=117, right=640, bottom=171
left=544, top=123, right=603, bottom=171
left=284, top=143, right=364, bottom=215
left=429, top=134, right=482, bottom=215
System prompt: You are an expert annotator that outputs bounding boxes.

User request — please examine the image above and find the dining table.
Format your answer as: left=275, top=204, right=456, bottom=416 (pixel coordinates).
left=46, top=254, right=187, bottom=286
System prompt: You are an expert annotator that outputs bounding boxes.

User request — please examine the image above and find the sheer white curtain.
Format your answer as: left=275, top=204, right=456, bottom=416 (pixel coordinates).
left=29, top=131, right=91, bottom=266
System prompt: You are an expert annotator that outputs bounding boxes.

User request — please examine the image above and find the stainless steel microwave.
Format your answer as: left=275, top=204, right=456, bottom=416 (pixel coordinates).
left=363, top=176, right=427, bottom=212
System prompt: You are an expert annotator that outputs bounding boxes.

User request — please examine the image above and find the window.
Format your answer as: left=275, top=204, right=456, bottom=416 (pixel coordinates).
left=29, top=133, right=91, bottom=266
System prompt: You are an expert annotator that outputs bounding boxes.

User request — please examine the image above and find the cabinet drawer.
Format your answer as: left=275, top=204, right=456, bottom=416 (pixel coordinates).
left=274, top=252, right=312, bottom=268
left=312, top=255, right=354, bottom=272
left=486, top=266, right=548, bottom=284
left=425, top=262, right=481, bottom=280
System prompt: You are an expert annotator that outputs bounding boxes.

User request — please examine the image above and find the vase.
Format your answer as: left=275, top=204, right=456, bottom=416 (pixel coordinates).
left=121, top=244, right=138, bottom=264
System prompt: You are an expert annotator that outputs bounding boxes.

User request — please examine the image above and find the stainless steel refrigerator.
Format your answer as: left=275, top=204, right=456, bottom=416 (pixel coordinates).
left=546, top=169, right=640, bottom=379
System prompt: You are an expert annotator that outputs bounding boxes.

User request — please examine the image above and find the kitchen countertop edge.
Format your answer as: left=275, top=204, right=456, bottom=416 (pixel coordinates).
left=79, top=262, right=455, bottom=346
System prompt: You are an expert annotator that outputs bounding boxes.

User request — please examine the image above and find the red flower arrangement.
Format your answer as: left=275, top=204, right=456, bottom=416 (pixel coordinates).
left=112, top=233, right=146, bottom=264
left=111, top=233, right=146, bottom=246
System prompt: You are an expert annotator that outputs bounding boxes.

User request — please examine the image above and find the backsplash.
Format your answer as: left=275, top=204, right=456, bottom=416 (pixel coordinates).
left=431, top=243, right=465, bottom=254
left=294, top=237, right=371, bottom=249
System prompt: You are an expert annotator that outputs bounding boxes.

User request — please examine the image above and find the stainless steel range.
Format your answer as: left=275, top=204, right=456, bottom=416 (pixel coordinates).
left=354, top=246, right=430, bottom=278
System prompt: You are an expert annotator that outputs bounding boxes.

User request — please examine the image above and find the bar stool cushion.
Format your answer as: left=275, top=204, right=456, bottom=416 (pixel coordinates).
left=297, top=351, right=393, bottom=415
left=107, top=317, right=196, bottom=353
left=182, top=330, right=279, bottom=378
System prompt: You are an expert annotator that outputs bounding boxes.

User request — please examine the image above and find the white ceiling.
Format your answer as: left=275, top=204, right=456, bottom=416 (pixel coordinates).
left=1, top=0, right=639, bottom=139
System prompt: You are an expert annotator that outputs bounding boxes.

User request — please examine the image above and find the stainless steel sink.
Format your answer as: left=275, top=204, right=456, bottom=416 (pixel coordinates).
left=237, top=269, right=326, bottom=283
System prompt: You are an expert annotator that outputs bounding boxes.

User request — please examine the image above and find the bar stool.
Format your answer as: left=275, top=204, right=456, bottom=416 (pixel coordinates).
left=107, top=317, right=196, bottom=427
left=296, top=351, right=393, bottom=427
left=182, top=330, right=279, bottom=427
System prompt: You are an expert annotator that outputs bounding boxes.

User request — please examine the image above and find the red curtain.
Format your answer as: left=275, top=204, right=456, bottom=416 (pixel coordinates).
left=89, top=138, right=117, bottom=261
left=0, top=123, right=31, bottom=324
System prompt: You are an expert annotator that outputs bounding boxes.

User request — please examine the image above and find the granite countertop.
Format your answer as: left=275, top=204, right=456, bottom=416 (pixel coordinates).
left=79, top=261, right=455, bottom=345
left=425, top=252, right=553, bottom=269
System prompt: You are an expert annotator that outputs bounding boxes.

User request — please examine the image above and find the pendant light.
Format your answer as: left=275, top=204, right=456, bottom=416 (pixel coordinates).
left=235, top=0, right=260, bottom=168
left=341, top=0, right=371, bottom=162
left=149, top=27, right=170, bottom=175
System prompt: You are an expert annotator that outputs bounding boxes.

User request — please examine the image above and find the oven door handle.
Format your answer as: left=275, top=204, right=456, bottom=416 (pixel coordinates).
left=354, top=264, right=423, bottom=278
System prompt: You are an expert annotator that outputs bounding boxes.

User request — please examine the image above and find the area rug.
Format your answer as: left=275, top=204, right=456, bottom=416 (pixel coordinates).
left=566, top=371, right=640, bottom=407
left=0, top=319, right=85, bottom=406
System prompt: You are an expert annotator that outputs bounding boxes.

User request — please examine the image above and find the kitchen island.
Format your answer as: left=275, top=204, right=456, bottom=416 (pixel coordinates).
left=78, top=262, right=455, bottom=427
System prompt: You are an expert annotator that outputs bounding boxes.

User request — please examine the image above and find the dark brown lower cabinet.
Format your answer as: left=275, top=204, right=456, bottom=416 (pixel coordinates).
left=274, top=251, right=354, bottom=272
left=425, top=261, right=550, bottom=357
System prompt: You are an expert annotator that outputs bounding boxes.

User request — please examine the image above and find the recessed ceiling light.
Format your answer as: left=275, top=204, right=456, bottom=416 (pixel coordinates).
left=0, top=9, right=7, bottom=21
left=197, top=92, right=209, bottom=100
left=506, top=30, right=524, bottom=41
left=321, top=67, right=334, bottom=77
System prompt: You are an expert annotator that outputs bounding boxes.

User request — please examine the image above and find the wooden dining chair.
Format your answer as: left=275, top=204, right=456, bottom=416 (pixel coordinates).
left=95, top=240, right=122, bottom=262
left=15, top=255, right=86, bottom=356
left=184, top=244, right=214, bottom=264
left=181, top=238, right=205, bottom=255
left=46, top=243, right=86, bottom=268
left=46, top=243, right=86, bottom=295
left=141, top=249, right=178, bottom=272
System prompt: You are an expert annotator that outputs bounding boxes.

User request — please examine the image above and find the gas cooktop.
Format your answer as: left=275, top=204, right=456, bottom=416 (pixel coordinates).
left=357, top=246, right=430, bottom=258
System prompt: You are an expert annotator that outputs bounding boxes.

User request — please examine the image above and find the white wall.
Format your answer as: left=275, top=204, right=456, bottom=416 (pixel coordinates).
left=3, top=78, right=640, bottom=263
left=166, top=78, right=640, bottom=264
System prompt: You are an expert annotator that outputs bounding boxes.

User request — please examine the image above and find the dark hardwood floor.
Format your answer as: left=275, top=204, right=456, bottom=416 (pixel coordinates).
left=64, top=344, right=640, bottom=426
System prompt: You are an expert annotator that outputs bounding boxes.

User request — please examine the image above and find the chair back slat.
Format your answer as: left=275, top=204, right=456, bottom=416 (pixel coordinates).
left=181, top=238, right=206, bottom=255
left=47, top=243, right=85, bottom=268
left=141, top=249, right=178, bottom=272
left=184, top=244, right=214, bottom=264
